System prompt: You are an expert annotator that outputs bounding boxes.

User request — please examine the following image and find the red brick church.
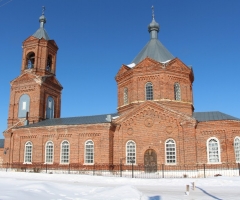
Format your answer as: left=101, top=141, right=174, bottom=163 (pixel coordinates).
left=1, top=9, right=240, bottom=169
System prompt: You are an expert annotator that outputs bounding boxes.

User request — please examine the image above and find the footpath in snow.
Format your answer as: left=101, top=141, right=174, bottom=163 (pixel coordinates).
left=0, top=171, right=240, bottom=199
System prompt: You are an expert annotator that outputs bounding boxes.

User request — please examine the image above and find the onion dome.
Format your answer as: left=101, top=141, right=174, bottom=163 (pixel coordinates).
left=39, top=14, right=46, bottom=28
left=148, top=18, right=160, bottom=33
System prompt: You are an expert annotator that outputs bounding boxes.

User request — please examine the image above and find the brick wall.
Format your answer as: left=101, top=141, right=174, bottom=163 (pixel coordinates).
left=195, top=120, right=240, bottom=164
left=113, top=101, right=197, bottom=165
left=116, top=57, right=194, bottom=116
left=5, top=123, right=112, bottom=165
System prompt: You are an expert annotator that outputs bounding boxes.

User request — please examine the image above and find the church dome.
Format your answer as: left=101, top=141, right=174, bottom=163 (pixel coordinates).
left=131, top=7, right=174, bottom=65
left=148, top=18, right=160, bottom=33
left=39, top=15, right=46, bottom=24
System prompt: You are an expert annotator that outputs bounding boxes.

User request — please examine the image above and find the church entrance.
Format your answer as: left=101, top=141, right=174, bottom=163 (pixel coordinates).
left=144, top=149, right=157, bottom=172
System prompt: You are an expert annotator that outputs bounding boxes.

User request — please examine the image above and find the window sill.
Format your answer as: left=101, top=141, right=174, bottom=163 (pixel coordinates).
left=60, top=163, right=69, bottom=165
left=207, top=162, right=222, bottom=164
left=23, top=162, right=32, bottom=164
left=84, top=163, right=94, bottom=165
left=165, top=163, right=177, bottom=165
left=125, top=163, right=136, bottom=165
left=44, top=162, right=53, bottom=165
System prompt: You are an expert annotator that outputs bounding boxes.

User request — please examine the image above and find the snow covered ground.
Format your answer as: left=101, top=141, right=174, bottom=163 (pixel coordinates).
left=0, top=171, right=240, bottom=200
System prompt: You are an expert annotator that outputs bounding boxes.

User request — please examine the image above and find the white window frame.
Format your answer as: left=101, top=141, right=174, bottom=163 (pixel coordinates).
left=165, top=139, right=177, bottom=165
left=60, top=140, right=70, bottom=164
left=234, top=136, right=240, bottom=163
left=123, top=87, right=128, bottom=105
left=145, top=82, right=153, bottom=100
left=207, top=137, right=221, bottom=164
left=45, top=141, right=54, bottom=164
left=84, top=140, right=94, bottom=165
left=24, top=141, right=32, bottom=164
left=174, top=82, right=181, bottom=101
left=126, top=140, right=136, bottom=165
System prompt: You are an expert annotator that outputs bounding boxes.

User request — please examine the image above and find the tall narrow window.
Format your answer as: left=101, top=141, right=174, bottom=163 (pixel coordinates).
left=46, top=55, right=52, bottom=72
left=85, top=140, right=94, bottom=164
left=145, top=82, right=153, bottom=100
left=46, top=96, right=54, bottom=119
left=26, top=52, right=35, bottom=69
left=126, top=140, right=136, bottom=164
left=124, top=88, right=128, bottom=105
left=234, top=137, right=240, bottom=163
left=174, top=83, right=181, bottom=101
left=165, top=139, right=176, bottom=164
left=45, top=141, right=54, bottom=164
left=24, top=141, right=32, bottom=163
left=61, top=141, right=69, bottom=164
left=207, top=138, right=220, bottom=163
left=18, top=94, right=30, bottom=118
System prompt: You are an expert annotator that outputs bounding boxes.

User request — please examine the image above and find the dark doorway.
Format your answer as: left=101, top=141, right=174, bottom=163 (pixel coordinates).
left=144, top=149, right=157, bottom=172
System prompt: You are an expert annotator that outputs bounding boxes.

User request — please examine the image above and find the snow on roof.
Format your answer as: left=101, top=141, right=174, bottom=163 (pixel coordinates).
left=127, top=63, right=136, bottom=68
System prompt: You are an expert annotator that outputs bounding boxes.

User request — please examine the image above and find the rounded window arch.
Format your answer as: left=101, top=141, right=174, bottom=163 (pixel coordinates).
left=24, top=141, right=32, bottom=163
left=126, top=140, right=136, bottom=164
left=26, top=52, right=35, bottom=69
left=145, top=82, right=153, bottom=100
left=85, top=140, right=94, bottom=164
left=45, top=141, right=54, bottom=164
left=165, top=139, right=176, bottom=164
left=207, top=137, right=221, bottom=163
left=18, top=94, right=30, bottom=118
left=174, top=82, right=181, bottom=101
left=123, top=87, right=128, bottom=105
left=46, top=55, right=52, bottom=72
left=46, top=96, right=54, bottom=119
left=60, top=140, right=70, bottom=164
left=234, top=136, right=240, bottom=163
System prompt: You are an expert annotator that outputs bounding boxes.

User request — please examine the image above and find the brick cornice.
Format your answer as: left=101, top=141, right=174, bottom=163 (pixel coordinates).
left=113, top=101, right=196, bottom=126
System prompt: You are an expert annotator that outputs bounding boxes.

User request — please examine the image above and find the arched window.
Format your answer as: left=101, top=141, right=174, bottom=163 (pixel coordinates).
left=46, top=96, right=54, bottom=119
left=126, top=140, right=136, bottom=164
left=124, top=87, right=128, bottom=105
left=174, top=83, right=181, bottom=101
left=24, top=141, right=32, bottom=163
left=26, top=52, right=35, bottom=69
left=45, top=141, right=54, bottom=164
left=165, top=139, right=176, bottom=164
left=46, top=55, right=52, bottom=72
left=18, top=94, right=30, bottom=118
left=207, top=138, right=221, bottom=163
left=145, top=82, right=153, bottom=100
left=234, top=137, right=240, bottom=163
left=61, top=141, right=69, bottom=164
left=85, top=140, right=94, bottom=164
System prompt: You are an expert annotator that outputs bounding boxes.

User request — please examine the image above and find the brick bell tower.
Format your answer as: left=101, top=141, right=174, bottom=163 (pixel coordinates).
left=7, top=8, right=63, bottom=128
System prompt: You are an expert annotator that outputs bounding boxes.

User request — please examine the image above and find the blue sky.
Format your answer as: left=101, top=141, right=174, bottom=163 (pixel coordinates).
left=0, top=0, right=239, bottom=138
